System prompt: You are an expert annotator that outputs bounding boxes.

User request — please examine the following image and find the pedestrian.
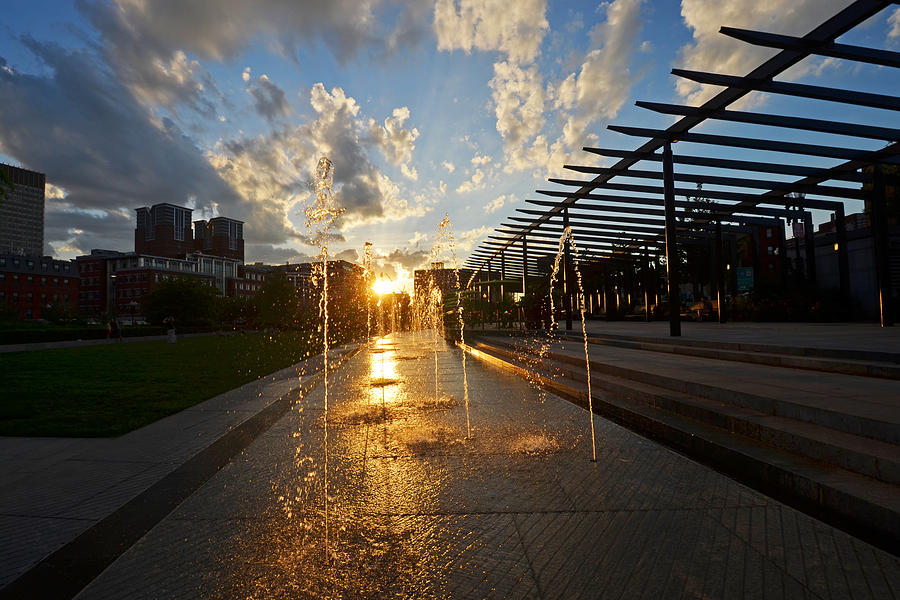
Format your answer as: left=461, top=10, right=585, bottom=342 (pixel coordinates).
left=111, top=318, right=123, bottom=342
left=106, top=320, right=112, bottom=341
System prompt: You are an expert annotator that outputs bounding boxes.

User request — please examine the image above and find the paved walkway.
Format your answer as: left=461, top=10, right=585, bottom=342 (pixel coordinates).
left=56, top=331, right=898, bottom=599
left=0, top=347, right=355, bottom=592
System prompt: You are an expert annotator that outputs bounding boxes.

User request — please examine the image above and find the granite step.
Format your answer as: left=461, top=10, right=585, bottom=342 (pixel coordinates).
left=463, top=337, right=900, bottom=555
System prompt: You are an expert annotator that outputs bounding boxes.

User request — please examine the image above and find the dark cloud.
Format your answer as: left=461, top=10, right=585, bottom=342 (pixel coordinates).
left=248, top=75, right=291, bottom=122
left=384, top=247, right=429, bottom=270
left=77, top=0, right=427, bottom=68
left=0, top=39, right=264, bottom=253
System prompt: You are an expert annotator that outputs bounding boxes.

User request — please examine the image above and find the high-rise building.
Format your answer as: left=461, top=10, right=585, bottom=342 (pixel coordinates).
left=0, top=164, right=45, bottom=257
left=135, top=203, right=195, bottom=258
left=193, top=216, right=244, bottom=261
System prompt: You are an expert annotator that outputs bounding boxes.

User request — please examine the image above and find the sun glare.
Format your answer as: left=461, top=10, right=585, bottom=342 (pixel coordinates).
left=372, top=278, right=393, bottom=296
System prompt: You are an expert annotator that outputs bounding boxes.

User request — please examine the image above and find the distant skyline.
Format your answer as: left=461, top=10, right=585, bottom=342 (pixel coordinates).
left=1, top=1, right=898, bottom=291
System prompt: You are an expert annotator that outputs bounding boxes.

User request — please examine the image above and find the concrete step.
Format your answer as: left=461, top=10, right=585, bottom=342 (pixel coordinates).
left=474, top=337, right=900, bottom=484
left=463, top=338, right=900, bottom=555
left=484, top=334, right=900, bottom=445
left=559, top=332, right=900, bottom=380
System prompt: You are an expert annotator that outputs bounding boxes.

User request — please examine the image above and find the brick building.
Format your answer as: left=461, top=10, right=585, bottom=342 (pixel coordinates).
left=135, top=203, right=195, bottom=258
left=0, top=254, right=78, bottom=319
left=194, top=217, right=244, bottom=262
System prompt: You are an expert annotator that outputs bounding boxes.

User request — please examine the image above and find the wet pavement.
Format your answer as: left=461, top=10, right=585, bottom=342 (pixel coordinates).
left=74, top=331, right=899, bottom=599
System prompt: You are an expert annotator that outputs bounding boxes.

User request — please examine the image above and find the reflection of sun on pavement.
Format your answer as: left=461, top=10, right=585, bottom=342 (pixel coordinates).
left=370, top=336, right=401, bottom=404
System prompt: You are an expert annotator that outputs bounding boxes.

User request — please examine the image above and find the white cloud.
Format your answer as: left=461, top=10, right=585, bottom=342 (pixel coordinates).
left=485, top=194, right=507, bottom=213
left=889, top=8, right=900, bottom=40
left=441, top=160, right=456, bottom=173
left=490, top=61, right=545, bottom=149
left=45, top=183, right=68, bottom=199
left=457, top=225, right=489, bottom=251
left=676, top=0, right=849, bottom=103
left=456, top=168, right=486, bottom=194
left=471, top=153, right=492, bottom=166
left=242, top=66, right=251, bottom=82
left=367, top=105, right=420, bottom=179
left=433, top=0, right=549, bottom=64
left=209, top=83, right=431, bottom=248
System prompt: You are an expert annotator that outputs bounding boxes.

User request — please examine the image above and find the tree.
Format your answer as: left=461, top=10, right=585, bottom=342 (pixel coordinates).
left=251, top=271, right=300, bottom=328
left=141, top=277, right=220, bottom=326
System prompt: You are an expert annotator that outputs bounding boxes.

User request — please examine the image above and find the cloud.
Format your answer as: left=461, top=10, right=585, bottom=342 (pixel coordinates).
left=493, top=0, right=644, bottom=175
left=555, top=0, right=644, bottom=148
left=471, top=153, right=492, bottom=166
left=211, top=83, right=430, bottom=243
left=248, top=74, right=291, bottom=122
left=489, top=61, right=545, bottom=149
left=456, top=168, right=487, bottom=194
left=441, top=160, right=456, bottom=173
left=676, top=0, right=849, bottom=103
left=0, top=39, right=250, bottom=256
left=433, top=0, right=549, bottom=64
left=485, top=194, right=507, bottom=213
left=889, top=8, right=900, bottom=40
left=367, top=105, right=419, bottom=179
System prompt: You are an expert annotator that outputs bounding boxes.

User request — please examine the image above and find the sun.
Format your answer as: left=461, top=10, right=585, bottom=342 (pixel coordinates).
left=372, top=277, right=394, bottom=296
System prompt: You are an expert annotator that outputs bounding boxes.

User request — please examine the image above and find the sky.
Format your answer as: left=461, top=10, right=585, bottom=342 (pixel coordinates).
left=1, top=1, right=898, bottom=292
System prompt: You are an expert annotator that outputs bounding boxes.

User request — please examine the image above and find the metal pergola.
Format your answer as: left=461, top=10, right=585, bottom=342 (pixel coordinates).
left=466, top=0, right=900, bottom=335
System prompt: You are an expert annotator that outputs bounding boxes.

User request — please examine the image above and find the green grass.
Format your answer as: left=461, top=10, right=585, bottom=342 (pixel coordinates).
left=0, top=332, right=325, bottom=437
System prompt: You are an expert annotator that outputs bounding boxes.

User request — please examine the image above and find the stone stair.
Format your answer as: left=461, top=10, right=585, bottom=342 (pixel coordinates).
left=462, top=333, right=900, bottom=555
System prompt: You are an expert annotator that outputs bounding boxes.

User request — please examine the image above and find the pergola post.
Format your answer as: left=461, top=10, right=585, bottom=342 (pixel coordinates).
left=835, top=205, right=851, bottom=319
left=802, top=210, right=817, bottom=287
left=715, top=221, right=726, bottom=323
left=563, top=207, right=573, bottom=331
left=663, top=142, right=682, bottom=336
left=643, top=248, right=651, bottom=322
left=871, top=164, right=894, bottom=327
left=521, top=236, right=529, bottom=329
left=499, top=252, right=506, bottom=330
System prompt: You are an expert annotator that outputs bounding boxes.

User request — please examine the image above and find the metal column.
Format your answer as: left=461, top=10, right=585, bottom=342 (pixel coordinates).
left=662, top=142, right=682, bottom=336
left=872, top=164, right=894, bottom=327
left=562, top=207, right=573, bottom=331
left=834, top=205, right=851, bottom=319
left=715, top=221, right=726, bottom=323
left=499, top=252, right=506, bottom=330
left=521, top=236, right=529, bottom=329
left=803, top=211, right=817, bottom=287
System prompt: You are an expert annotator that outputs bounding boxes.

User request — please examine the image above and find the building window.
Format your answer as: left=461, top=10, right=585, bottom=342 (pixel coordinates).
left=41, top=277, right=47, bottom=284
left=766, top=228, right=773, bottom=238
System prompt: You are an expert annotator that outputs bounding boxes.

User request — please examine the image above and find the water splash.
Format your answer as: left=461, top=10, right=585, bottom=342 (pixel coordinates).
left=550, top=226, right=597, bottom=462
left=362, top=242, right=374, bottom=343
left=305, top=156, right=345, bottom=557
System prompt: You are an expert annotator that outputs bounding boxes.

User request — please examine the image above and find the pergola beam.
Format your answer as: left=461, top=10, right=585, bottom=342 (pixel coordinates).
left=563, top=165, right=866, bottom=200
left=634, top=101, right=900, bottom=143
left=672, top=68, right=900, bottom=111
left=719, top=26, right=900, bottom=69
left=607, top=125, right=900, bottom=164
left=583, top=147, right=871, bottom=183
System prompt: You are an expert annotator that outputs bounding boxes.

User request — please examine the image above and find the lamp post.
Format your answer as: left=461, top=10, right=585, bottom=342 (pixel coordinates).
left=108, top=274, right=117, bottom=317
left=128, top=301, right=138, bottom=326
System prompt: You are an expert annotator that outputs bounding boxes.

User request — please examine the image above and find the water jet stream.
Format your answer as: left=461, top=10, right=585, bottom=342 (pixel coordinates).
left=306, top=156, right=344, bottom=558
left=550, top=226, right=597, bottom=462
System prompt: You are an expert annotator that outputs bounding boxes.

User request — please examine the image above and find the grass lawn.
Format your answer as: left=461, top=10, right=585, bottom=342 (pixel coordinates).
left=0, top=332, right=326, bottom=437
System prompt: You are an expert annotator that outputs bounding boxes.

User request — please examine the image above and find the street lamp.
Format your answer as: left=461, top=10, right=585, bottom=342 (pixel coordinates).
left=128, top=300, right=139, bottom=326
left=109, top=274, right=117, bottom=317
